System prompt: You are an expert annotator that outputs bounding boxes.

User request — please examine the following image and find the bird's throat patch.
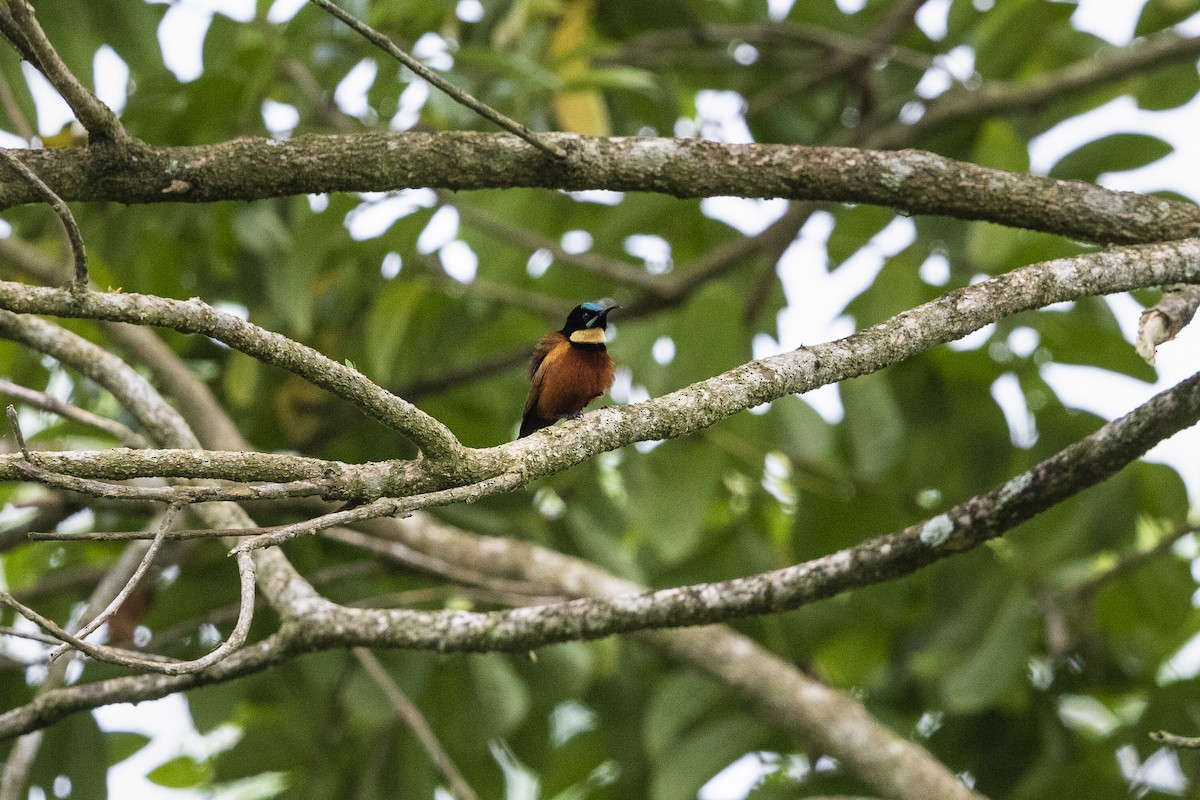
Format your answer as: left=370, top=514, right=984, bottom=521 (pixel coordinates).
left=569, top=328, right=606, bottom=345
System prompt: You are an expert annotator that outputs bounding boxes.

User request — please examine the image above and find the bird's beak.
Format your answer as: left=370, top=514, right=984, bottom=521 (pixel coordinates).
left=597, top=305, right=619, bottom=323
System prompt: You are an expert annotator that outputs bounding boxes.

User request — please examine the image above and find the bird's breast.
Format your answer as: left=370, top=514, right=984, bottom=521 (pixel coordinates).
left=535, top=342, right=615, bottom=419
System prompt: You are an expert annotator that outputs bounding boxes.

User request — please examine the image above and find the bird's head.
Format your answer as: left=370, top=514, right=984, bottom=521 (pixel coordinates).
left=562, top=301, right=617, bottom=344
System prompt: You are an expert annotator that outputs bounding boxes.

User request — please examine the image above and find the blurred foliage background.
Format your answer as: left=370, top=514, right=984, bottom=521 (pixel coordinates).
left=1, top=0, right=1199, bottom=798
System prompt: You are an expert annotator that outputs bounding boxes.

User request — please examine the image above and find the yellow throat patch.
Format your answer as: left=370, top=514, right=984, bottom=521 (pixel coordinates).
left=569, top=327, right=607, bottom=345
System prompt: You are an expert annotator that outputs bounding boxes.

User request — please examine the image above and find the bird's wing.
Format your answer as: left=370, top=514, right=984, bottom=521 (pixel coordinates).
left=526, top=333, right=568, bottom=411
left=521, top=334, right=568, bottom=437
left=527, top=331, right=562, bottom=379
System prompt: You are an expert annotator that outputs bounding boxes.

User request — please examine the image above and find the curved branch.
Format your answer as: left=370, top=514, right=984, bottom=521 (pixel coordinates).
left=0, top=311, right=325, bottom=621
left=0, top=0, right=127, bottom=144
left=0, top=287, right=463, bottom=462
left=3, top=238, right=1199, bottom=495
left=146, top=366, right=1200, bottom=657
left=0, top=148, right=88, bottom=288
left=45, top=504, right=179, bottom=661
left=4, top=135, right=1197, bottom=244
left=0, top=377, right=146, bottom=447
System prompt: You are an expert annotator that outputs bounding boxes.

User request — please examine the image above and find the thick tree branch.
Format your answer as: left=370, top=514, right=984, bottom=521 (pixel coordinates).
left=2, top=136, right=1197, bottom=244
left=2, top=238, right=1198, bottom=496
left=4, top=321, right=1197, bottom=660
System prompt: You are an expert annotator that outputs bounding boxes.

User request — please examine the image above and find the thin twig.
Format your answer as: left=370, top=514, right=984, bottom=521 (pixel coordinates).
left=0, top=148, right=88, bottom=288
left=5, top=403, right=29, bottom=459
left=453, top=199, right=665, bottom=293
left=0, top=626, right=62, bottom=646
left=326, top=523, right=559, bottom=598
left=0, top=550, right=258, bottom=675
left=353, top=648, right=480, bottom=800
left=0, top=377, right=146, bottom=447
left=0, top=66, right=34, bottom=141
left=232, top=472, right=524, bottom=553
left=1150, top=730, right=1200, bottom=749
left=1, top=0, right=127, bottom=143
left=747, top=0, right=927, bottom=116
left=12, top=459, right=331, bottom=504
left=869, top=28, right=1200, bottom=149
left=0, top=590, right=177, bottom=666
left=1072, top=525, right=1198, bottom=600
left=29, top=527, right=250, bottom=542
left=46, top=505, right=180, bottom=662
left=307, top=0, right=565, bottom=159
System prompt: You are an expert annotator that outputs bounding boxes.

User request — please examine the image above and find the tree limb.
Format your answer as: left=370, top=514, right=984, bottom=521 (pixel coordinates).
left=2, top=136, right=1196, bottom=245
left=2, top=238, right=1198, bottom=496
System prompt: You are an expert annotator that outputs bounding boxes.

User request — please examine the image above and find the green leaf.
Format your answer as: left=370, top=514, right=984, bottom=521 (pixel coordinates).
left=147, top=755, right=209, bottom=789
left=469, top=653, right=531, bottom=736
left=649, top=714, right=767, bottom=800
left=106, top=732, right=152, bottom=765
left=1048, top=133, right=1173, bottom=183
left=839, top=374, right=905, bottom=482
left=643, top=672, right=723, bottom=761
left=939, top=588, right=1033, bottom=714
left=366, top=279, right=429, bottom=384
left=564, top=66, right=658, bottom=93
left=1134, top=59, right=1200, bottom=111
left=1135, top=0, right=1200, bottom=36
left=626, top=441, right=726, bottom=564
left=972, top=118, right=1030, bottom=173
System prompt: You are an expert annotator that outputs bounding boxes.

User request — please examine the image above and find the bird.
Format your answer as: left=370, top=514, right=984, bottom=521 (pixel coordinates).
left=519, top=301, right=617, bottom=438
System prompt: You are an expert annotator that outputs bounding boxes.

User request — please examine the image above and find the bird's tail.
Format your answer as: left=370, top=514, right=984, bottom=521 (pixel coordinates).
left=518, top=410, right=553, bottom=439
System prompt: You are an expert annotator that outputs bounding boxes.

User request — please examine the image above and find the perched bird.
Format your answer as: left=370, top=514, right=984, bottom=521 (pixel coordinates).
left=519, top=301, right=617, bottom=438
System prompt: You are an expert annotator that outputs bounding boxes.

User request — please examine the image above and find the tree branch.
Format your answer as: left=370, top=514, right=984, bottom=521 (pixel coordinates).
left=0, top=287, right=464, bottom=463
left=0, top=0, right=127, bottom=144
left=0, top=377, right=146, bottom=447
left=1150, top=730, right=1200, bottom=749
left=1136, top=284, right=1200, bottom=364
left=3, top=136, right=1197, bottom=244
left=2, top=238, right=1198, bottom=496
left=4, top=362, right=1194, bottom=685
